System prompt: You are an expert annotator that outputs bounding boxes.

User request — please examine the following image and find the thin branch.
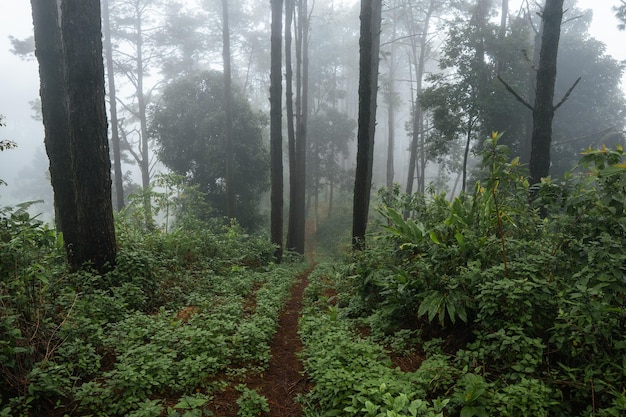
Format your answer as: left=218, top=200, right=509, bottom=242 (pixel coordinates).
left=554, top=77, right=581, bottom=111
left=497, top=75, right=533, bottom=111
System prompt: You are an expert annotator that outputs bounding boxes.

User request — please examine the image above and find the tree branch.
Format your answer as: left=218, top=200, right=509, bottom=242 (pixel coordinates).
left=553, top=77, right=581, bottom=112
left=497, top=75, right=533, bottom=111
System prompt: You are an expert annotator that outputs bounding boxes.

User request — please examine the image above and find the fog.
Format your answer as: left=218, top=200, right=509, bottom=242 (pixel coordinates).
left=1, top=0, right=625, bottom=221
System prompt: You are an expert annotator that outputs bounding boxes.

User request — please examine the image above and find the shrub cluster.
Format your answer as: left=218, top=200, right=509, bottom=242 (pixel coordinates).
left=302, top=139, right=626, bottom=416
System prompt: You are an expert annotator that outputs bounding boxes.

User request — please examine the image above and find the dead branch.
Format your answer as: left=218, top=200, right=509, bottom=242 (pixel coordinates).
left=554, top=77, right=581, bottom=112
left=497, top=75, right=533, bottom=111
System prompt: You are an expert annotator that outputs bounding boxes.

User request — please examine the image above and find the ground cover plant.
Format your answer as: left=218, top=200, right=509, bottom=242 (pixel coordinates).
left=299, top=137, right=626, bottom=416
left=0, top=195, right=305, bottom=416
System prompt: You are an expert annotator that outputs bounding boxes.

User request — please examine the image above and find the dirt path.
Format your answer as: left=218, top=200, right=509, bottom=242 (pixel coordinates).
left=208, top=265, right=312, bottom=417
left=246, top=268, right=311, bottom=416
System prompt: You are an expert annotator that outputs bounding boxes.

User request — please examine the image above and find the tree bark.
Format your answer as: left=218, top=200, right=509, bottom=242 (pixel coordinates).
left=285, top=0, right=297, bottom=252
left=287, top=0, right=308, bottom=255
left=529, top=0, right=564, bottom=185
left=102, top=0, right=124, bottom=211
left=222, top=0, right=235, bottom=218
left=30, top=0, right=81, bottom=265
left=270, top=0, right=284, bottom=261
left=61, top=0, right=117, bottom=272
left=352, top=0, right=382, bottom=250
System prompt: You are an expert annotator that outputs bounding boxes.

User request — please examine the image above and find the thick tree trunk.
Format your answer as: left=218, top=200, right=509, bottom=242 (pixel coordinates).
left=61, top=0, right=117, bottom=272
left=222, top=0, right=235, bottom=218
left=102, top=0, right=124, bottom=211
left=30, top=0, right=81, bottom=266
left=270, top=0, right=284, bottom=261
left=529, top=0, right=564, bottom=184
left=352, top=0, right=382, bottom=250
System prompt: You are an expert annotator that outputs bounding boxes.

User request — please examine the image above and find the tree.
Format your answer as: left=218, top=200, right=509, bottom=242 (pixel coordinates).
left=404, top=0, right=439, bottom=197
left=30, top=0, right=79, bottom=252
left=108, top=0, right=164, bottom=226
left=286, top=0, right=311, bottom=255
left=102, top=0, right=125, bottom=211
left=270, top=0, right=284, bottom=261
left=352, top=0, right=382, bottom=249
left=151, top=71, right=269, bottom=230
left=61, top=0, right=117, bottom=272
left=222, top=0, right=235, bottom=218
left=307, top=106, right=355, bottom=222
left=529, top=0, right=565, bottom=185
left=32, top=0, right=116, bottom=273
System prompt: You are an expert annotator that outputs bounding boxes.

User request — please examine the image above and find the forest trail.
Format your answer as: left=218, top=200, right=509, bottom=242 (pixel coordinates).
left=207, top=267, right=312, bottom=417
left=210, top=229, right=316, bottom=417
left=246, top=267, right=311, bottom=416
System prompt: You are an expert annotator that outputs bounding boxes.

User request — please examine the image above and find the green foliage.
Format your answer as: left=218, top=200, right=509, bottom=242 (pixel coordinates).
left=0, top=195, right=303, bottom=415
left=236, top=385, right=269, bottom=417
left=151, top=70, right=270, bottom=230
left=324, top=138, right=626, bottom=416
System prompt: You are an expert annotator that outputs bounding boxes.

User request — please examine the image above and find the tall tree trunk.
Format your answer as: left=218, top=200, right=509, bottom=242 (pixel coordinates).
left=523, top=21, right=542, bottom=165
left=385, top=19, right=397, bottom=193
left=61, top=0, right=117, bottom=272
left=285, top=0, right=297, bottom=252
left=288, top=0, right=308, bottom=255
left=529, top=0, right=564, bottom=185
left=270, top=0, right=284, bottom=261
left=30, top=0, right=81, bottom=266
left=462, top=115, right=475, bottom=194
left=405, top=0, right=434, bottom=197
left=102, top=0, right=124, bottom=211
left=134, top=5, right=152, bottom=227
left=497, top=0, right=509, bottom=73
left=352, top=0, right=382, bottom=250
left=222, top=0, right=235, bottom=218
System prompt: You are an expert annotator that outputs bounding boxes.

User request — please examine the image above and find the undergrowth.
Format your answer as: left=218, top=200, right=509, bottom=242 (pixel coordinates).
left=299, top=138, right=626, bottom=416
left=0, top=195, right=303, bottom=416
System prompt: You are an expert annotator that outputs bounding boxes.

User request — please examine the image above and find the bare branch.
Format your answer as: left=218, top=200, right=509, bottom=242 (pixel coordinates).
left=554, top=77, right=581, bottom=111
left=497, top=75, right=533, bottom=111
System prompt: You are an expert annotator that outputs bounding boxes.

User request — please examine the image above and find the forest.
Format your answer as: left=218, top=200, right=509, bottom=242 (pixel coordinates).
left=1, top=0, right=626, bottom=415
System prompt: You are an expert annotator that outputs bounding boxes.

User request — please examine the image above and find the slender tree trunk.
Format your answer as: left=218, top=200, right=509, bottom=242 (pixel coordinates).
left=30, top=0, right=81, bottom=265
left=222, top=0, right=235, bottom=218
left=405, top=0, right=434, bottom=197
left=61, top=0, right=117, bottom=272
left=136, top=21, right=152, bottom=227
left=288, top=0, right=308, bottom=254
left=529, top=0, right=564, bottom=185
left=497, top=0, right=509, bottom=73
left=102, top=0, right=124, bottom=211
left=523, top=22, right=541, bottom=165
left=285, top=0, right=297, bottom=252
left=462, top=116, right=474, bottom=194
left=270, top=0, right=284, bottom=261
left=385, top=12, right=397, bottom=192
left=352, top=0, right=382, bottom=250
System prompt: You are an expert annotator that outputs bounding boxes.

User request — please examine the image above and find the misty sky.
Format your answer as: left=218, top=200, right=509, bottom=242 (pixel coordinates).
left=0, top=0, right=625, bottom=207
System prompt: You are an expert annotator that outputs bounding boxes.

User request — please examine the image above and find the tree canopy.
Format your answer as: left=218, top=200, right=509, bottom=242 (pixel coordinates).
left=151, top=70, right=269, bottom=230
